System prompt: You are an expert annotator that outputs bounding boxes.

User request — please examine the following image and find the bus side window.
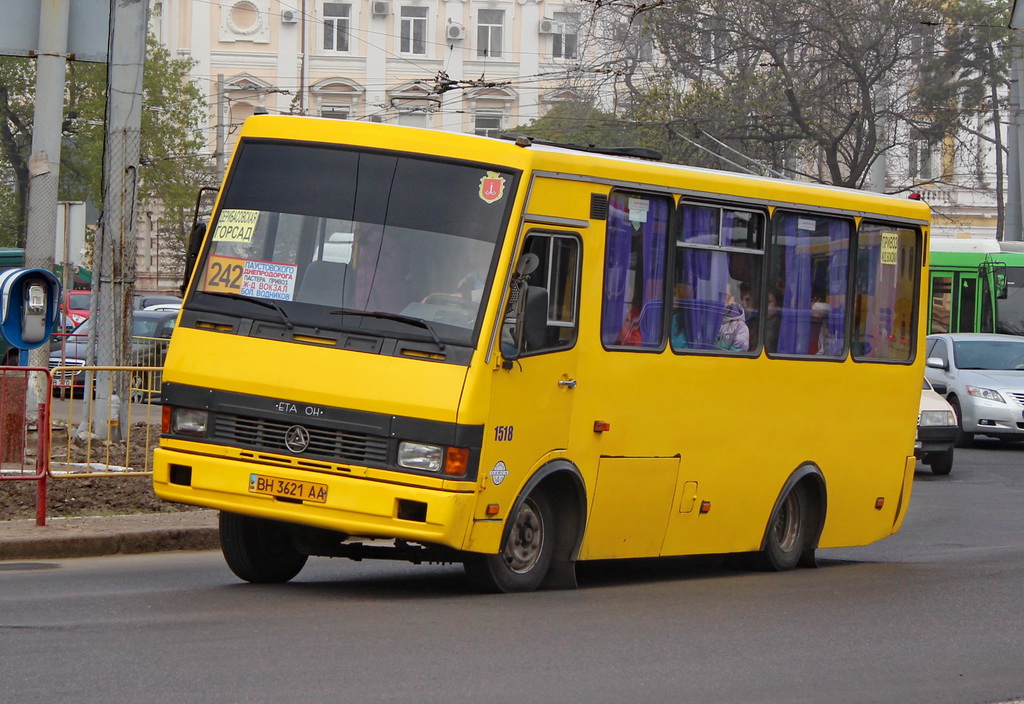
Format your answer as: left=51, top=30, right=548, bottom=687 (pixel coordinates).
left=514, top=232, right=581, bottom=353
left=852, top=223, right=919, bottom=362
left=601, top=193, right=671, bottom=349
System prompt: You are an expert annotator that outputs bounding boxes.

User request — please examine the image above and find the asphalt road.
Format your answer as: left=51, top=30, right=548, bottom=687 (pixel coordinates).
left=1, top=442, right=1023, bottom=704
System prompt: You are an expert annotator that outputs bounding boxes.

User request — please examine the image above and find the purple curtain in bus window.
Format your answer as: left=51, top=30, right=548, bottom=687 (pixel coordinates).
left=601, top=199, right=634, bottom=344
left=601, top=196, right=668, bottom=347
left=778, top=216, right=812, bottom=354
left=680, top=207, right=728, bottom=349
left=821, top=220, right=850, bottom=356
left=638, top=199, right=669, bottom=345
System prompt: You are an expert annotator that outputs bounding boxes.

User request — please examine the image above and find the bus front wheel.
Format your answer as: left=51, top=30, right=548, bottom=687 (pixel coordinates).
left=464, top=492, right=555, bottom=593
left=219, top=511, right=308, bottom=583
left=759, top=484, right=810, bottom=571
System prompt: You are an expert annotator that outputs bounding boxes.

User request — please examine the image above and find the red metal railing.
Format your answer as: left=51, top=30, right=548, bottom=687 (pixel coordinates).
left=0, top=367, right=52, bottom=526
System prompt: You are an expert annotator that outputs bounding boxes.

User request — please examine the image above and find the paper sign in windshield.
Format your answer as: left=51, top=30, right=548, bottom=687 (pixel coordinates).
left=239, top=260, right=297, bottom=301
left=202, top=255, right=297, bottom=301
left=880, top=232, right=899, bottom=265
left=212, top=209, right=259, bottom=243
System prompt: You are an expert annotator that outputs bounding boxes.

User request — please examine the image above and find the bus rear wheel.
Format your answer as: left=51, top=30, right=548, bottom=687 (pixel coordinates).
left=464, top=492, right=554, bottom=593
left=219, top=511, right=308, bottom=583
left=759, top=484, right=810, bottom=571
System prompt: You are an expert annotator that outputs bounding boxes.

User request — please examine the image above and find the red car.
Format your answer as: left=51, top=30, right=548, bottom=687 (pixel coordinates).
left=62, top=289, right=91, bottom=328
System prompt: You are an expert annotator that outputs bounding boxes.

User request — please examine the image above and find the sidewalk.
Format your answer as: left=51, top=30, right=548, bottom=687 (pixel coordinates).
left=0, top=510, right=219, bottom=561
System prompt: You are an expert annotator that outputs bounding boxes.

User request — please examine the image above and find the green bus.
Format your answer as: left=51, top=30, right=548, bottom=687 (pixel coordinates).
left=929, top=239, right=1024, bottom=336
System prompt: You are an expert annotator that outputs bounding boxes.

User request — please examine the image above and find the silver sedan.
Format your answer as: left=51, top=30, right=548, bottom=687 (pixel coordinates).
left=925, top=332, right=1024, bottom=445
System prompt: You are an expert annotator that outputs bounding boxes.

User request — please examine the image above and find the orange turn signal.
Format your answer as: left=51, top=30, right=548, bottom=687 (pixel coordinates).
left=874, top=497, right=885, bottom=510
left=161, top=405, right=171, bottom=434
left=699, top=500, right=711, bottom=514
left=444, top=447, right=470, bottom=477
left=593, top=421, right=611, bottom=433
left=486, top=503, right=500, bottom=516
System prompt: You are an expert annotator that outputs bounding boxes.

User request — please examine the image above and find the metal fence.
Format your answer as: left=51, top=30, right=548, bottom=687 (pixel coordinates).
left=1, top=356, right=166, bottom=525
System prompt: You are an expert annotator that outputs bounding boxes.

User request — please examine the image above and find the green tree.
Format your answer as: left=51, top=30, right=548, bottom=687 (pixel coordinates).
left=0, top=36, right=212, bottom=267
left=510, top=102, right=640, bottom=148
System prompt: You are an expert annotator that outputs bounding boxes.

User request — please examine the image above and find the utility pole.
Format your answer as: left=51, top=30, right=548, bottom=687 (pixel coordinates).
left=91, top=0, right=147, bottom=440
left=23, top=0, right=71, bottom=406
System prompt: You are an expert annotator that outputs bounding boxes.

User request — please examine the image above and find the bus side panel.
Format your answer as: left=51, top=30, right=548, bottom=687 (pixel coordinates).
left=565, top=351, right=919, bottom=559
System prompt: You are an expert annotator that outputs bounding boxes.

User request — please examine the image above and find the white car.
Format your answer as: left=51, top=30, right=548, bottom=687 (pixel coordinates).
left=925, top=333, right=1024, bottom=445
left=915, top=378, right=957, bottom=475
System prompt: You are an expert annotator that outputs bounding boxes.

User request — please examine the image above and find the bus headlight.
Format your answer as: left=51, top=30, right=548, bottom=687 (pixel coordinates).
left=966, top=386, right=1005, bottom=403
left=172, top=408, right=209, bottom=435
left=398, top=442, right=444, bottom=472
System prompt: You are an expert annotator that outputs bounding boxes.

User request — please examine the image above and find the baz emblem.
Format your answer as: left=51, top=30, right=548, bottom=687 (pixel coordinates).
left=284, top=425, right=311, bottom=453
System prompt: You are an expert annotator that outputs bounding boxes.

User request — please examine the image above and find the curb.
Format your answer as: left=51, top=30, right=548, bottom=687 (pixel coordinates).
left=0, top=527, right=219, bottom=561
left=0, top=510, right=220, bottom=561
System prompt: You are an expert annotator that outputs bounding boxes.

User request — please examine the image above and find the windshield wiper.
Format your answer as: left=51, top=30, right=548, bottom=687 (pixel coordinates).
left=201, top=291, right=293, bottom=329
left=329, top=309, right=445, bottom=351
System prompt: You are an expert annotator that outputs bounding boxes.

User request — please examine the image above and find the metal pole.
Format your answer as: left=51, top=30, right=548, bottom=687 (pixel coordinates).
left=1013, top=51, right=1024, bottom=241
left=1006, top=51, right=1020, bottom=241
left=23, top=0, right=71, bottom=406
left=92, top=0, right=147, bottom=440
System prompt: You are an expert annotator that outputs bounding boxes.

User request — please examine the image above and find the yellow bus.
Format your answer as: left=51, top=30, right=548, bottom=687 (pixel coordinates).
left=153, top=116, right=929, bottom=592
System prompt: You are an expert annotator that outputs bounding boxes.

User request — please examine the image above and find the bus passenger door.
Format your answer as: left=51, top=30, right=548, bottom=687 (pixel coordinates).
left=486, top=232, right=581, bottom=481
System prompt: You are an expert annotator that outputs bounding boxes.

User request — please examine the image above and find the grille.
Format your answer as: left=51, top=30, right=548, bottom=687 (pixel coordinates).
left=1008, top=391, right=1024, bottom=406
left=48, top=359, right=84, bottom=383
left=213, top=413, right=389, bottom=465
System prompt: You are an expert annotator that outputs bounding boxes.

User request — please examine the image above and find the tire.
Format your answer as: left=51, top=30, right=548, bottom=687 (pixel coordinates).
left=219, top=511, right=308, bottom=584
left=929, top=447, right=954, bottom=475
left=948, top=397, right=974, bottom=448
left=759, top=484, right=810, bottom=571
left=464, top=492, right=555, bottom=593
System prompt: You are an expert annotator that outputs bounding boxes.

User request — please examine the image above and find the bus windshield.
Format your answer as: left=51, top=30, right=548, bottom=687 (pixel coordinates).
left=191, top=140, right=518, bottom=349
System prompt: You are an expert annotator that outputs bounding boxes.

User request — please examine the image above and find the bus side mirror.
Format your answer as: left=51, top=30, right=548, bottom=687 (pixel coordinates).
left=502, top=286, right=548, bottom=367
left=996, top=271, right=1008, bottom=299
left=180, top=220, right=207, bottom=295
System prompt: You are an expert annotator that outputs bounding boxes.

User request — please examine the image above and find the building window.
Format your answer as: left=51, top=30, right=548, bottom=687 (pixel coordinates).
left=552, top=12, right=577, bottom=60
left=324, top=3, right=350, bottom=52
left=401, top=6, right=428, bottom=55
left=474, top=113, right=502, bottom=137
left=477, top=9, right=504, bottom=58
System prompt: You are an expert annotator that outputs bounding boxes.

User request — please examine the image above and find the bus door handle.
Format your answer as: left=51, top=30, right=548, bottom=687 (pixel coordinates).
left=558, top=378, right=577, bottom=389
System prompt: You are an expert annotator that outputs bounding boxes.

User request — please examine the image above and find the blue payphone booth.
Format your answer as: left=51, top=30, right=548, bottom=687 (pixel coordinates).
left=0, top=268, right=62, bottom=363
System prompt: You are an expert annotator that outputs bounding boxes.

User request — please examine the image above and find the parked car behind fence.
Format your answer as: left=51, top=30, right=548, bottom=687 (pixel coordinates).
left=48, top=310, right=178, bottom=399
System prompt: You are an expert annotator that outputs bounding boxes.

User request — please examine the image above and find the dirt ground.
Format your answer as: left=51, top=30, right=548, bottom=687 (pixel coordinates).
left=1, top=422, right=199, bottom=520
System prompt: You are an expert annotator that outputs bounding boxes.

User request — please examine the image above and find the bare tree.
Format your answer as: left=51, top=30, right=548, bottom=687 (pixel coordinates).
left=587, top=0, right=938, bottom=187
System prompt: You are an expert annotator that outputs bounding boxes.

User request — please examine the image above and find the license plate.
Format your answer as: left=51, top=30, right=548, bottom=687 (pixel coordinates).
left=248, top=473, right=328, bottom=503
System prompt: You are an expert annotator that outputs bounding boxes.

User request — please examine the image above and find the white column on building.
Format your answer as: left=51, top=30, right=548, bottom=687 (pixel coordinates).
left=516, top=0, right=541, bottom=127
left=189, top=0, right=214, bottom=156
left=278, top=0, right=300, bottom=114
left=365, top=3, right=389, bottom=120
left=439, top=0, right=466, bottom=132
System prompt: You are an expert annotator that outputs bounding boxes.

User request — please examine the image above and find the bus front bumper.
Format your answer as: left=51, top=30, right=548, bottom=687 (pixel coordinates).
left=152, top=447, right=478, bottom=550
